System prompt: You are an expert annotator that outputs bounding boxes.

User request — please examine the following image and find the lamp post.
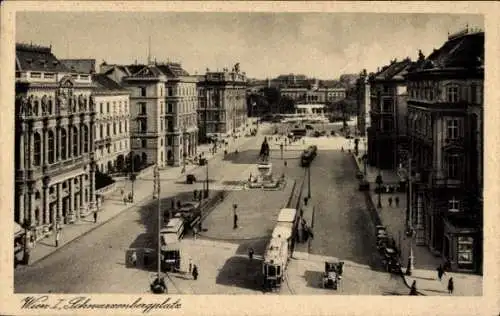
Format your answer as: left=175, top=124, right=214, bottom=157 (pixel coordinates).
left=376, top=173, right=383, bottom=208
left=307, top=164, right=311, bottom=199
left=204, top=160, right=209, bottom=198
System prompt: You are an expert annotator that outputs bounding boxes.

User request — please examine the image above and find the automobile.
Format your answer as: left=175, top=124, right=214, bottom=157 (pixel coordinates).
left=305, top=124, right=314, bottom=130
left=313, top=131, right=321, bottom=137
left=382, top=247, right=402, bottom=274
left=186, top=174, right=196, bottom=184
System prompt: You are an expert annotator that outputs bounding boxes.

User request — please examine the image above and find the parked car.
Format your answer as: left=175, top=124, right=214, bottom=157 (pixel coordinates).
left=186, top=174, right=196, bottom=184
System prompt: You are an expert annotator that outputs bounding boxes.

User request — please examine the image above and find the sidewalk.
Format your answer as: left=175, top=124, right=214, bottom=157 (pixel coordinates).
left=21, top=125, right=258, bottom=267
left=350, top=141, right=482, bottom=296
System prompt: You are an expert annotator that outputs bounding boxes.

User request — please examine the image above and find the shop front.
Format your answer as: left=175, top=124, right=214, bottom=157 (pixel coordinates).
left=443, top=213, right=481, bottom=273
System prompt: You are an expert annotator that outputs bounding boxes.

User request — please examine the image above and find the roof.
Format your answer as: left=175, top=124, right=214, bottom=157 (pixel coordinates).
left=156, top=63, right=190, bottom=77
left=277, top=208, right=297, bottom=222
left=16, top=43, right=69, bottom=72
left=60, top=59, right=96, bottom=74
left=264, top=237, right=288, bottom=265
left=92, top=74, right=128, bottom=93
left=272, top=223, right=293, bottom=239
left=408, top=29, right=484, bottom=74
left=373, top=58, right=413, bottom=81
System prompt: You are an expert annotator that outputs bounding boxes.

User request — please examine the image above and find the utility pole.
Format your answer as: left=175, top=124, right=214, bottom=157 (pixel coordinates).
left=204, top=160, right=209, bottom=198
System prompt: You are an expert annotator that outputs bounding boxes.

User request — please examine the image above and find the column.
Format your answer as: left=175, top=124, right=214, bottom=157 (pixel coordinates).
left=69, top=178, right=75, bottom=219
left=18, top=185, right=25, bottom=224
left=56, top=127, right=61, bottom=161
left=19, top=130, right=25, bottom=170
left=57, top=182, right=63, bottom=221
left=44, top=185, right=50, bottom=225
left=79, top=174, right=84, bottom=210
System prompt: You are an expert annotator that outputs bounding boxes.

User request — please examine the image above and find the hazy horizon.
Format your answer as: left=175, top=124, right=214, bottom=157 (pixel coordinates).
left=16, top=12, right=483, bottom=79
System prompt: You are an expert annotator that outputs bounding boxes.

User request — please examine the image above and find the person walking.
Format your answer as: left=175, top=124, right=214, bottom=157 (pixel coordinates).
left=55, top=228, right=60, bottom=248
left=188, top=258, right=192, bottom=274
left=233, top=213, right=238, bottom=229
left=93, top=211, right=98, bottom=223
left=409, top=280, right=418, bottom=296
left=121, top=188, right=124, bottom=197
left=395, top=196, right=400, bottom=207
left=192, top=264, right=199, bottom=280
left=248, top=247, right=254, bottom=262
left=448, top=277, right=454, bottom=295
left=388, top=197, right=393, bottom=207
left=130, top=250, right=137, bottom=267
left=193, top=226, right=198, bottom=241
left=437, top=265, right=444, bottom=281
left=123, top=195, right=127, bottom=205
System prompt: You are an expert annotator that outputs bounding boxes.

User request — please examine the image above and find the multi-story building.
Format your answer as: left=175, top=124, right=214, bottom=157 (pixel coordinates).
left=405, top=28, right=484, bottom=272
left=102, top=61, right=198, bottom=168
left=367, top=58, right=413, bottom=170
left=91, top=74, right=131, bottom=173
left=15, top=44, right=96, bottom=242
left=156, top=63, right=198, bottom=166
left=356, top=69, right=371, bottom=137
left=197, top=65, right=248, bottom=141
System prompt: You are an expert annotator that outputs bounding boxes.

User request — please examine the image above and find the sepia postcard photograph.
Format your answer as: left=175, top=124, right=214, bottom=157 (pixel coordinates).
left=1, top=1, right=498, bottom=316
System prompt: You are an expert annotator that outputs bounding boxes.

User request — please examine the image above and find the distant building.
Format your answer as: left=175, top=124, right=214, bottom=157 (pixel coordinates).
left=60, top=59, right=96, bottom=74
left=91, top=74, right=131, bottom=173
left=405, top=28, right=484, bottom=273
left=280, top=85, right=346, bottom=104
left=367, top=58, right=413, bottom=170
left=15, top=43, right=96, bottom=241
left=197, top=65, right=248, bottom=141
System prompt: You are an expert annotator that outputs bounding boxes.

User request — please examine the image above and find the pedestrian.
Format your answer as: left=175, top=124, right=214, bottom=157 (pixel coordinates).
left=193, top=226, right=198, bottom=240
left=188, top=258, right=192, bottom=274
left=409, top=280, right=418, bottom=296
left=121, top=188, right=124, bottom=196
left=448, top=277, right=454, bottom=295
left=388, top=197, right=393, bottom=207
left=193, top=190, right=198, bottom=200
left=341, top=146, right=344, bottom=152
left=437, top=265, right=444, bottom=281
left=130, top=250, right=137, bottom=267
left=233, top=213, right=238, bottom=229
left=93, top=211, right=98, bottom=223
left=123, top=196, right=127, bottom=205
left=284, top=160, right=287, bottom=167
left=55, top=228, right=60, bottom=248
left=248, top=247, right=254, bottom=261
left=192, top=264, right=198, bottom=280
left=395, top=196, right=400, bottom=207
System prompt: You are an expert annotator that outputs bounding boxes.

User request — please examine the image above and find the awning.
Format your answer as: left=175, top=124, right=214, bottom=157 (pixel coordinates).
left=14, top=222, right=24, bottom=236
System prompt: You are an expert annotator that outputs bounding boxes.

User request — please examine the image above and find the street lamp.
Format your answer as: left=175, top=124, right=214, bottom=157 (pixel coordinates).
left=307, top=164, right=311, bottom=199
left=204, top=160, right=209, bottom=198
left=130, top=151, right=136, bottom=202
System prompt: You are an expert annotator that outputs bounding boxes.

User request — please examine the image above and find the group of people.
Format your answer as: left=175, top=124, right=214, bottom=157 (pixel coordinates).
left=188, top=258, right=199, bottom=280
left=409, top=260, right=455, bottom=295
left=121, top=189, right=134, bottom=204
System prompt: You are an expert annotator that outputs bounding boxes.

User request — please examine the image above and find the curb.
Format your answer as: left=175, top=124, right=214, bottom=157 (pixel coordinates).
left=28, top=192, right=154, bottom=266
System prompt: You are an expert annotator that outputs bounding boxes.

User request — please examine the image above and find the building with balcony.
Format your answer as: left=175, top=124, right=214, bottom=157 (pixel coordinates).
left=367, top=58, right=413, bottom=170
left=405, top=28, right=484, bottom=272
left=197, top=64, right=248, bottom=141
left=91, top=74, right=131, bottom=173
left=15, top=43, right=96, bottom=243
left=356, top=69, right=371, bottom=137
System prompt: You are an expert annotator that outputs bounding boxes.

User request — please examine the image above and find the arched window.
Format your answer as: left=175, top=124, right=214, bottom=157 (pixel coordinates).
left=61, top=128, right=67, bottom=160
left=47, top=130, right=55, bottom=164
left=48, top=97, right=53, bottom=114
left=33, top=132, right=41, bottom=166
left=83, top=125, right=89, bottom=153
left=72, top=126, right=79, bottom=156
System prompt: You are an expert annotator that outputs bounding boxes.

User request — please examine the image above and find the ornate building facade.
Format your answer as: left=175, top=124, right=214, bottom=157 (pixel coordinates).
left=197, top=65, right=248, bottom=141
left=367, top=58, right=413, bottom=170
left=15, top=44, right=96, bottom=242
left=280, top=86, right=346, bottom=104
left=92, top=74, right=131, bottom=173
left=405, top=28, right=484, bottom=272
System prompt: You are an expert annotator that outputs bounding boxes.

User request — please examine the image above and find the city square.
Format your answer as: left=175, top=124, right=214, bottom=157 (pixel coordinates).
left=12, top=11, right=484, bottom=300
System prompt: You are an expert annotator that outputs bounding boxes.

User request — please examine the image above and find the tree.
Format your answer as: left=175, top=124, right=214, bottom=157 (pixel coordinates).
left=262, top=87, right=281, bottom=113
left=278, top=96, right=295, bottom=114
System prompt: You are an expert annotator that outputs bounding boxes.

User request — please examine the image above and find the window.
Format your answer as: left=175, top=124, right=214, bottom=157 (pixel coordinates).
left=140, top=103, right=147, bottom=115
left=139, top=119, right=147, bottom=133
left=448, top=197, right=460, bottom=212
left=100, top=125, right=103, bottom=139
left=99, top=103, right=103, bottom=114
left=125, top=121, right=128, bottom=133
left=31, top=72, right=41, bottom=79
left=457, top=236, right=474, bottom=264
left=83, top=125, right=89, bottom=153
left=160, top=138, right=163, bottom=146
left=106, top=124, right=110, bottom=137
left=33, top=132, right=41, bottom=166
left=106, top=102, right=110, bottom=113
left=119, top=122, right=122, bottom=133
left=140, top=87, right=147, bottom=97
left=167, top=136, right=172, bottom=146
left=168, top=87, right=173, bottom=96
left=447, top=154, right=461, bottom=179
left=72, top=126, right=79, bottom=156
left=48, top=130, right=55, bottom=163
left=113, top=102, right=116, bottom=113
left=470, top=84, right=477, bottom=104
left=446, top=119, right=460, bottom=139
left=61, top=129, right=67, bottom=160
left=167, top=103, right=173, bottom=113
left=382, top=99, right=392, bottom=112
left=113, top=123, right=117, bottom=135
left=446, top=85, right=459, bottom=103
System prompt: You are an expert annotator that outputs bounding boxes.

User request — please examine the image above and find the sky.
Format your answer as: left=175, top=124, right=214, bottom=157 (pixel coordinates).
left=16, top=12, right=483, bottom=79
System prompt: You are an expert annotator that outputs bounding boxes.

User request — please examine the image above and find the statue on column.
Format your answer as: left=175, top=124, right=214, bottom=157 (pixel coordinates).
left=259, top=137, right=270, bottom=162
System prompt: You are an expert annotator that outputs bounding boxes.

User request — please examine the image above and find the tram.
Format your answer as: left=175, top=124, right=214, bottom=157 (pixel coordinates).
left=263, top=208, right=298, bottom=291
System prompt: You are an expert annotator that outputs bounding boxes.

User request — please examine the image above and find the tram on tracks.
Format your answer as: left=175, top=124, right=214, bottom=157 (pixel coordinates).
left=263, top=208, right=298, bottom=291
